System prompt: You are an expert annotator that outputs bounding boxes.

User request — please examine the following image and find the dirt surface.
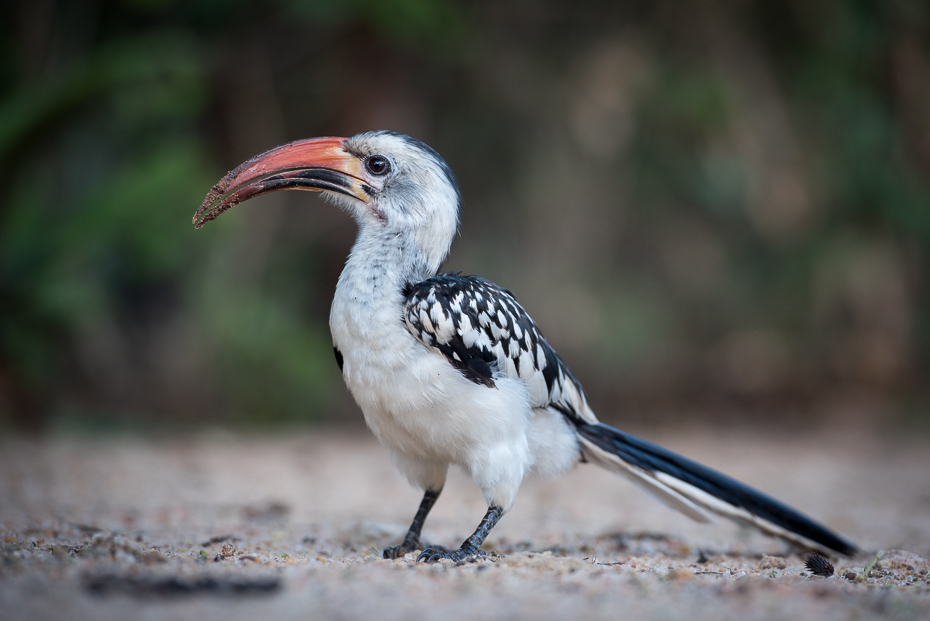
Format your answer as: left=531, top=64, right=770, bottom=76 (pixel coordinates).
left=2, top=427, right=929, bottom=620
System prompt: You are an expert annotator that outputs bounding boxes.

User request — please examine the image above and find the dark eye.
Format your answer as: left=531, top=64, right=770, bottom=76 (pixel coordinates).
left=366, top=155, right=391, bottom=176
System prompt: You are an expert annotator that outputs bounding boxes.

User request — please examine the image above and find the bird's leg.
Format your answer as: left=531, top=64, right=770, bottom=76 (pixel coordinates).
left=383, top=489, right=442, bottom=559
left=417, top=505, right=503, bottom=563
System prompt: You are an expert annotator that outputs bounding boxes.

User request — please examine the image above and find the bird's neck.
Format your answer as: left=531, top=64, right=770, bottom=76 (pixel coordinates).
left=338, top=224, right=447, bottom=308
left=340, top=223, right=451, bottom=291
left=331, top=226, right=444, bottom=359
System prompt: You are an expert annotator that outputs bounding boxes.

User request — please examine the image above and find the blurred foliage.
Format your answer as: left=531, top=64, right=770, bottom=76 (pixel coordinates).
left=1, top=0, right=928, bottom=430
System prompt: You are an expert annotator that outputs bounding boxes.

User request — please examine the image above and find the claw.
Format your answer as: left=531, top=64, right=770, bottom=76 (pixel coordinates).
left=383, top=545, right=414, bottom=560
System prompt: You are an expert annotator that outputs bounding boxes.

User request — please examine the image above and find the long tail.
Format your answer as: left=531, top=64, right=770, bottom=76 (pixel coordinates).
left=574, top=422, right=857, bottom=556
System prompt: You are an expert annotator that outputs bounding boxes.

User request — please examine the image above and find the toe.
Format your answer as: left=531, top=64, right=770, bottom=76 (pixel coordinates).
left=417, top=548, right=443, bottom=563
left=384, top=545, right=411, bottom=560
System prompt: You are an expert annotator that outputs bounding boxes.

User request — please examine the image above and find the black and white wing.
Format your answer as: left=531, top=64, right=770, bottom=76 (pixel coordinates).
left=402, top=274, right=858, bottom=556
left=402, top=274, right=596, bottom=425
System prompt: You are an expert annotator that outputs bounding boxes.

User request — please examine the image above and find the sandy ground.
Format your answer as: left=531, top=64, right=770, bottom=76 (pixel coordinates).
left=1, top=426, right=929, bottom=620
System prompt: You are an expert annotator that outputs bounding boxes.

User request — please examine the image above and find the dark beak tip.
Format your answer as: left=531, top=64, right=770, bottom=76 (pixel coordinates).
left=192, top=178, right=235, bottom=228
left=192, top=207, right=208, bottom=228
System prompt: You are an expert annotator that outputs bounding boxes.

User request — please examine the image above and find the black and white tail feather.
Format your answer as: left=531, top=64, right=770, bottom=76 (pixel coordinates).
left=405, top=273, right=857, bottom=556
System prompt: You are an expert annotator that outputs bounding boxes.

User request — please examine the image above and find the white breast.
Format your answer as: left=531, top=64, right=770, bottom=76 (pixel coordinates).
left=330, top=260, right=540, bottom=509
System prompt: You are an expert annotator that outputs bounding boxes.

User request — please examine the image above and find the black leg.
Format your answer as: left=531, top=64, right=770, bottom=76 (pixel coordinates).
left=417, top=505, right=503, bottom=563
left=383, top=489, right=442, bottom=559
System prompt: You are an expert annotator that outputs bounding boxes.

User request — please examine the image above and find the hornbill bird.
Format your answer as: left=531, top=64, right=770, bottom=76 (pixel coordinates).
left=194, top=131, right=857, bottom=562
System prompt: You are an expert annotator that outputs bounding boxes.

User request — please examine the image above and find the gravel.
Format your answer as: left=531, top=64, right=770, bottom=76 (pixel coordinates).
left=2, top=427, right=929, bottom=620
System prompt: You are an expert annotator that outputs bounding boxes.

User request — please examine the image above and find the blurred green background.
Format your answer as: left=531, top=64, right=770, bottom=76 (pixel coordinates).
left=1, top=0, right=928, bottom=432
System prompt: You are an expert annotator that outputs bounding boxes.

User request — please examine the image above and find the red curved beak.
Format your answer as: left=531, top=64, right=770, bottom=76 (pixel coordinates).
left=193, top=136, right=370, bottom=229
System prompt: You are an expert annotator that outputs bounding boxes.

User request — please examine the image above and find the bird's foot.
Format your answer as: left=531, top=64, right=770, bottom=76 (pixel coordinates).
left=417, top=543, right=485, bottom=563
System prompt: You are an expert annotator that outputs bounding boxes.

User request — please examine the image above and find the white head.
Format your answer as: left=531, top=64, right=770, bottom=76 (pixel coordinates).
left=194, top=130, right=461, bottom=278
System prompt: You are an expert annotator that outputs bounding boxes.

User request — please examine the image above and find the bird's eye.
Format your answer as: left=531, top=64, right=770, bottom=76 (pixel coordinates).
left=366, top=156, right=391, bottom=176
